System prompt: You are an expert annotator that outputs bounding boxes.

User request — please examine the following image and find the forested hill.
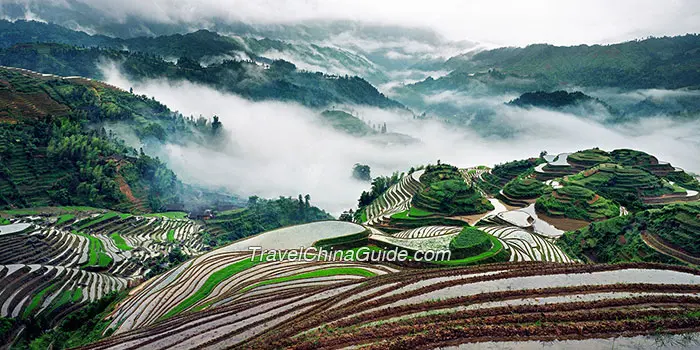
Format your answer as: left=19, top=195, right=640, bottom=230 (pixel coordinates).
left=0, top=20, right=404, bottom=109
left=0, top=20, right=253, bottom=61
left=0, top=66, right=234, bottom=213
left=443, top=34, right=700, bottom=90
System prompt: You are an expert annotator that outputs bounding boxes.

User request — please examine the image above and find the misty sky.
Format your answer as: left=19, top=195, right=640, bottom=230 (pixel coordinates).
left=22, top=0, right=700, bottom=46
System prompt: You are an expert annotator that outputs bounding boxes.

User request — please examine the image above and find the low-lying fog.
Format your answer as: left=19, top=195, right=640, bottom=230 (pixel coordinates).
left=103, top=65, right=700, bottom=215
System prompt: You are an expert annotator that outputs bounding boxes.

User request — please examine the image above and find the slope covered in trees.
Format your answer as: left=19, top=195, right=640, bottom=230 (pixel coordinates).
left=557, top=202, right=700, bottom=266
left=0, top=19, right=405, bottom=110
left=445, top=34, right=700, bottom=90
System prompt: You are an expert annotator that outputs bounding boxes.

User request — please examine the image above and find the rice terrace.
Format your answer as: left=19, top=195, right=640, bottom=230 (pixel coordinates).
left=2, top=143, right=700, bottom=349
left=1, top=2, right=700, bottom=349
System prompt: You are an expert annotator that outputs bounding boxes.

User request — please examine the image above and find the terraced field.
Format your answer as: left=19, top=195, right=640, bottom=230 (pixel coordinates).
left=0, top=212, right=206, bottom=277
left=364, top=170, right=424, bottom=225
left=536, top=185, right=619, bottom=221
left=534, top=152, right=580, bottom=181
left=80, top=262, right=700, bottom=350
left=103, top=251, right=395, bottom=334
left=0, top=264, right=127, bottom=320
left=391, top=226, right=462, bottom=239
left=477, top=214, right=573, bottom=263
left=501, top=177, right=551, bottom=202
left=563, top=163, right=677, bottom=206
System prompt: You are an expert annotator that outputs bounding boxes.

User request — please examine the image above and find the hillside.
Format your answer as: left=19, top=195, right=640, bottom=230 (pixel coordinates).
left=536, top=185, right=619, bottom=222
left=0, top=20, right=251, bottom=63
left=2, top=146, right=698, bottom=349
left=0, top=43, right=402, bottom=109
left=558, top=202, right=700, bottom=265
left=0, top=19, right=406, bottom=110
left=445, top=35, right=700, bottom=90
left=0, top=67, right=202, bottom=212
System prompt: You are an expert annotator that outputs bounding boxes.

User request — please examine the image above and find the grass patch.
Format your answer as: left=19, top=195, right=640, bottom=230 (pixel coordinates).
left=74, top=231, right=112, bottom=268
left=162, top=258, right=261, bottom=319
left=437, top=234, right=508, bottom=266
left=167, top=229, right=176, bottom=243
left=55, top=214, right=75, bottom=226
left=0, top=208, right=39, bottom=216
left=23, top=283, right=58, bottom=318
left=109, top=232, right=133, bottom=251
left=0, top=217, right=10, bottom=225
left=144, top=212, right=188, bottom=219
left=449, top=227, right=492, bottom=259
left=72, top=288, right=83, bottom=303
left=239, top=267, right=376, bottom=293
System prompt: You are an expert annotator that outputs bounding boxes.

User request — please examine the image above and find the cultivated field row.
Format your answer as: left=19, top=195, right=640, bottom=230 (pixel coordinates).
left=0, top=215, right=206, bottom=278
left=105, top=249, right=396, bottom=334
left=78, top=262, right=700, bottom=350
left=0, top=264, right=128, bottom=319
left=365, top=170, right=424, bottom=225
left=391, top=226, right=462, bottom=239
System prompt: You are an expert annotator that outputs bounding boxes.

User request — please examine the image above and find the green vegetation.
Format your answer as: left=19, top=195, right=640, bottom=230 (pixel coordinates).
left=23, top=283, right=58, bottom=318
left=444, top=34, right=700, bottom=90
left=563, top=163, right=672, bottom=208
left=394, top=207, right=435, bottom=218
left=0, top=67, right=209, bottom=213
left=76, top=212, right=118, bottom=229
left=144, top=212, right=188, bottom=219
left=72, top=288, right=83, bottom=303
left=313, top=230, right=370, bottom=250
left=438, top=234, right=509, bottom=266
left=74, top=231, right=112, bottom=268
left=166, top=229, right=176, bottom=243
left=502, top=177, right=551, bottom=199
left=14, top=291, right=127, bottom=350
left=567, top=148, right=612, bottom=167
left=536, top=185, right=619, bottom=221
left=0, top=42, right=403, bottom=110
left=0, top=317, right=14, bottom=345
left=610, top=149, right=659, bottom=166
left=239, top=267, right=376, bottom=293
left=321, top=110, right=376, bottom=136
left=477, top=158, right=543, bottom=194
left=413, top=164, right=493, bottom=216
left=0, top=217, right=9, bottom=225
left=666, top=171, right=700, bottom=191
left=357, top=171, right=403, bottom=208
left=203, top=196, right=333, bottom=247
left=162, top=258, right=261, bottom=319
left=413, top=179, right=493, bottom=215
left=109, top=232, right=133, bottom=251
left=449, top=227, right=493, bottom=259
left=508, top=91, right=603, bottom=110
left=557, top=202, right=700, bottom=265
left=55, top=214, right=75, bottom=226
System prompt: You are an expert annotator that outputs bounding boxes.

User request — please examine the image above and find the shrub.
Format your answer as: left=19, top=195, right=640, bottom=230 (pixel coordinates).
left=449, top=227, right=493, bottom=259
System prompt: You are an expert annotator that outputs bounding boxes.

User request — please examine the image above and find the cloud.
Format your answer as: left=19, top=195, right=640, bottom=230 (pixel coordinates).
left=5, top=0, right=700, bottom=46
left=101, top=64, right=700, bottom=216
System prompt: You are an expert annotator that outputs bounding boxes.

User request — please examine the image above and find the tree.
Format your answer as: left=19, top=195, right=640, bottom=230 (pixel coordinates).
left=381, top=122, right=387, bottom=134
left=304, top=194, right=311, bottom=208
left=211, top=115, right=222, bottom=135
left=339, top=209, right=354, bottom=222
left=352, top=164, right=371, bottom=182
